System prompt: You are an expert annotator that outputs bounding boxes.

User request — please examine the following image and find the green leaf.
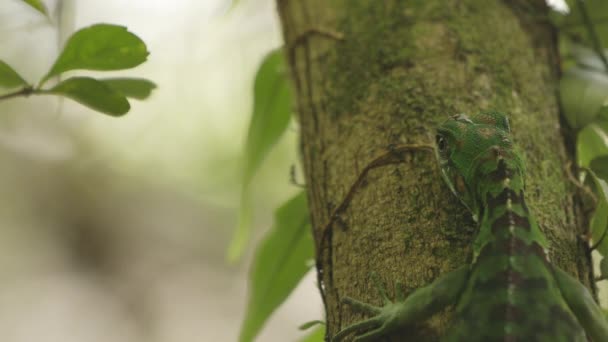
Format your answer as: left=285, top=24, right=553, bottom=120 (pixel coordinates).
left=571, top=45, right=608, bottom=72
left=560, top=67, right=608, bottom=129
left=590, top=195, right=608, bottom=256
left=47, top=77, right=130, bottom=116
left=577, top=122, right=608, bottom=167
left=599, top=105, right=608, bottom=121
left=227, top=49, right=293, bottom=262
left=20, top=0, right=48, bottom=16
left=42, top=24, right=149, bottom=84
left=100, top=78, right=156, bottom=100
left=299, top=326, right=325, bottom=342
left=591, top=156, right=608, bottom=180
left=227, top=191, right=252, bottom=263
left=587, top=171, right=608, bottom=256
left=243, top=49, right=292, bottom=187
left=601, top=258, right=608, bottom=279
left=0, top=60, right=28, bottom=89
left=299, top=320, right=324, bottom=331
left=238, top=192, right=312, bottom=342
left=561, top=0, right=608, bottom=49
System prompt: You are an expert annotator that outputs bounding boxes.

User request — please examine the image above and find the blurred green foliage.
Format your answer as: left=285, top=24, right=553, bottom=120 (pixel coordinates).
left=239, top=191, right=312, bottom=342
left=557, top=0, right=608, bottom=281
left=20, top=0, right=47, bottom=16
left=99, top=78, right=157, bottom=100
left=228, top=49, right=293, bottom=262
left=0, top=23, right=155, bottom=116
left=0, top=60, right=29, bottom=89
left=40, top=24, right=149, bottom=85
left=46, top=77, right=131, bottom=116
left=589, top=172, right=608, bottom=256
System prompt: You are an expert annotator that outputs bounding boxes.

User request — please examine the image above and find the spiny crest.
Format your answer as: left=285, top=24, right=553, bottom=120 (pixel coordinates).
left=436, top=111, right=523, bottom=218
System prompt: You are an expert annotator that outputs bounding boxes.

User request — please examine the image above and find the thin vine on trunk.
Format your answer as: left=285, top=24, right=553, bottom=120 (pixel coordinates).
left=278, top=1, right=591, bottom=340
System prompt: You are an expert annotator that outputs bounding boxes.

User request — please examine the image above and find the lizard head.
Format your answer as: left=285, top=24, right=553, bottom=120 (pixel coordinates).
left=435, top=111, right=524, bottom=220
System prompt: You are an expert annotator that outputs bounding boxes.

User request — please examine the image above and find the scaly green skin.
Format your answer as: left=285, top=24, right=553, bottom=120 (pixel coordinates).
left=333, top=112, right=608, bottom=342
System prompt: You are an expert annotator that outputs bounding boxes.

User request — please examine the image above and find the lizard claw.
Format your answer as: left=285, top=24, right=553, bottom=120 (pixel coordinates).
left=370, top=272, right=392, bottom=305
left=332, top=317, right=383, bottom=342
left=334, top=274, right=403, bottom=341
left=395, top=281, right=406, bottom=302
left=341, top=296, right=382, bottom=315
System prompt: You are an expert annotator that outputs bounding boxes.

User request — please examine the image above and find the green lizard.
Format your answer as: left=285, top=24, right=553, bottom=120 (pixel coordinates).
left=333, top=111, right=608, bottom=341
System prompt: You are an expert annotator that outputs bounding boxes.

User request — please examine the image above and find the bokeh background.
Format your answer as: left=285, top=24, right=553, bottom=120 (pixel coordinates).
left=0, top=0, right=603, bottom=342
left=0, top=0, right=320, bottom=341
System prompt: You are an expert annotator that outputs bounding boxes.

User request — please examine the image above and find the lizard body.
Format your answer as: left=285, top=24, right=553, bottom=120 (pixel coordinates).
left=333, top=112, right=608, bottom=341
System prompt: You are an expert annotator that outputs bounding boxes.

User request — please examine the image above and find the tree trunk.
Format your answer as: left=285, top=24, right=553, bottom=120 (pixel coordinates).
left=277, top=1, right=593, bottom=340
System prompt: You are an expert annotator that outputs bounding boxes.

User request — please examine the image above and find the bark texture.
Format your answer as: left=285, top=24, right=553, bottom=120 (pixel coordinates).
left=277, top=1, right=592, bottom=340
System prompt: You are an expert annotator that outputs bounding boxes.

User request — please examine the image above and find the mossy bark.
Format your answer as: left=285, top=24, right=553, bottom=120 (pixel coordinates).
left=277, top=1, right=592, bottom=340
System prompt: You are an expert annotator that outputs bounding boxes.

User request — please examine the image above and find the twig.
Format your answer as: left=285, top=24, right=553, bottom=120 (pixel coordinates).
left=576, top=0, right=608, bottom=72
left=561, top=16, right=608, bottom=29
left=290, top=165, right=306, bottom=188
left=288, top=27, right=344, bottom=55
left=0, top=86, right=34, bottom=101
left=292, top=28, right=344, bottom=47
left=565, top=161, right=597, bottom=206
left=316, top=144, right=434, bottom=256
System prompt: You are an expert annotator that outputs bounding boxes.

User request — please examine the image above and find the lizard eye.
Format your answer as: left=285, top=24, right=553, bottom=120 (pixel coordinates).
left=436, top=135, right=448, bottom=154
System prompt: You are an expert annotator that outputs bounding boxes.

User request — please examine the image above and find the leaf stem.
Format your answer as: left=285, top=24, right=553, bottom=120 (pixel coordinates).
left=576, top=0, right=608, bottom=72
left=0, top=86, right=35, bottom=101
left=561, top=16, right=608, bottom=28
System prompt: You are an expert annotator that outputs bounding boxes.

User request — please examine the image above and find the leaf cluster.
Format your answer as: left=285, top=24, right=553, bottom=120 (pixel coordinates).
left=230, top=50, right=317, bottom=342
left=0, top=19, right=155, bottom=116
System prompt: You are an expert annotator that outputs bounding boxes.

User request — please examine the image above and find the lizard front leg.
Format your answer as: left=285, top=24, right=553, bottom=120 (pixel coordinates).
left=554, top=266, right=608, bottom=342
left=333, top=266, right=469, bottom=341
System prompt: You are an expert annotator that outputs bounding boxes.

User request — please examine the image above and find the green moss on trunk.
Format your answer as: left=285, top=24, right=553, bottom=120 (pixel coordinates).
left=277, top=0, right=590, bottom=340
